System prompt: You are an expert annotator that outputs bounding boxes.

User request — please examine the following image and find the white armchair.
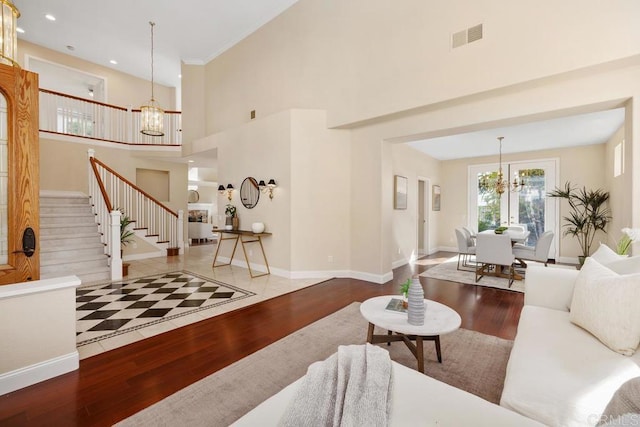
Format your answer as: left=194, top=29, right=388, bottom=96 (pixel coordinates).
left=512, top=230, right=554, bottom=266
left=455, top=228, right=476, bottom=270
left=475, top=233, right=516, bottom=286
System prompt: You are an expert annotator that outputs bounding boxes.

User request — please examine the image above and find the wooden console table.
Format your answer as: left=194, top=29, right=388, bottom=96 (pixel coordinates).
left=212, top=229, right=272, bottom=278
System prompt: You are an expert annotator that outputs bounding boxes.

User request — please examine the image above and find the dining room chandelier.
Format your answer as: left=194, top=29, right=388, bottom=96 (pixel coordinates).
left=479, top=137, right=526, bottom=195
left=140, top=21, right=164, bottom=136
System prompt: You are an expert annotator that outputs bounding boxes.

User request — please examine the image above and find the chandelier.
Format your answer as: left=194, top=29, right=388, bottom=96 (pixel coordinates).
left=479, top=137, right=526, bottom=195
left=140, top=21, right=164, bottom=136
left=0, top=0, right=19, bottom=67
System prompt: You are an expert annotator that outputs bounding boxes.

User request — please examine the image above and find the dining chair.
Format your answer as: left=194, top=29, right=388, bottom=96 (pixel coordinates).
left=512, top=230, right=554, bottom=266
left=475, top=233, right=516, bottom=286
left=455, top=228, right=476, bottom=270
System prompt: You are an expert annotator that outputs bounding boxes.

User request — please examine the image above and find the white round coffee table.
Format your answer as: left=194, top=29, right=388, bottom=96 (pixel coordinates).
left=360, top=295, right=461, bottom=373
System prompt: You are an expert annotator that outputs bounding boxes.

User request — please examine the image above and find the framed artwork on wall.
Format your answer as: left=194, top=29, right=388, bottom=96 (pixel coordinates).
left=394, top=175, right=408, bottom=209
left=432, top=185, right=441, bottom=211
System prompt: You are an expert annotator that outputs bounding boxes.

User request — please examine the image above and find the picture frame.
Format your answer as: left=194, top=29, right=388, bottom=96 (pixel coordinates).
left=394, top=175, right=408, bottom=210
left=432, top=185, right=441, bottom=211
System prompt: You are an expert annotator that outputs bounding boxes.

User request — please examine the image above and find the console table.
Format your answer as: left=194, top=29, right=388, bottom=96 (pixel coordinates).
left=212, top=229, right=272, bottom=278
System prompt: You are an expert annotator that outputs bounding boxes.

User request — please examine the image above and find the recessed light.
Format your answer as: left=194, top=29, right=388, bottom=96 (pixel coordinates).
left=45, top=14, right=56, bottom=21
left=188, top=160, right=194, bottom=163
left=16, top=27, right=24, bottom=34
left=109, top=59, right=118, bottom=65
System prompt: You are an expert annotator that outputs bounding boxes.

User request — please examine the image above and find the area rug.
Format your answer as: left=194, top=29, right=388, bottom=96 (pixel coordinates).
left=115, top=302, right=513, bottom=427
left=76, top=271, right=255, bottom=346
left=420, top=256, right=530, bottom=292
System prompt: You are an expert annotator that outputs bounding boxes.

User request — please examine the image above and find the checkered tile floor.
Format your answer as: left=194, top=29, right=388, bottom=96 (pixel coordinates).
left=76, top=271, right=255, bottom=346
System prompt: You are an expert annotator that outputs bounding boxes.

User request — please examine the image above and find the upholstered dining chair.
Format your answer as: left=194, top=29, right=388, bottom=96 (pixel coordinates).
left=475, top=233, right=516, bottom=286
left=512, top=230, right=554, bottom=266
left=455, top=228, right=476, bottom=270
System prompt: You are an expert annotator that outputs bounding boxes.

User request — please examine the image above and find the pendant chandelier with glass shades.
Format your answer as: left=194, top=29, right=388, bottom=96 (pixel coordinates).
left=140, top=21, right=164, bottom=137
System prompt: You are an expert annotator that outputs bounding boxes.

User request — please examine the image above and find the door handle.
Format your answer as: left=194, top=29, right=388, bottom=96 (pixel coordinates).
left=13, top=227, right=36, bottom=257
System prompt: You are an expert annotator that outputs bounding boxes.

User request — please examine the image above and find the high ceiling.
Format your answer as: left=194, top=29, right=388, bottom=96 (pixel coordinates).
left=13, top=0, right=300, bottom=89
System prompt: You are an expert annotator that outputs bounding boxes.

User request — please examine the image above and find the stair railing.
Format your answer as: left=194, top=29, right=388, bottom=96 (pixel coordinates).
left=87, top=149, right=184, bottom=280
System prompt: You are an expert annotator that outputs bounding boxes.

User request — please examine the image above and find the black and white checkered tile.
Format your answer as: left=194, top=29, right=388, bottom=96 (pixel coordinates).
left=76, top=271, right=255, bottom=346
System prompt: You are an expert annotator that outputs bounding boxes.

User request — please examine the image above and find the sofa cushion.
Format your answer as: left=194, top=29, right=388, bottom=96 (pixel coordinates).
left=603, top=256, right=640, bottom=275
left=570, top=258, right=640, bottom=356
left=591, top=243, right=627, bottom=264
left=501, top=305, right=640, bottom=427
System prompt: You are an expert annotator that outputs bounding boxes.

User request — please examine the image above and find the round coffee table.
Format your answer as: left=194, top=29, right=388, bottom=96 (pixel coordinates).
left=360, top=295, right=461, bottom=373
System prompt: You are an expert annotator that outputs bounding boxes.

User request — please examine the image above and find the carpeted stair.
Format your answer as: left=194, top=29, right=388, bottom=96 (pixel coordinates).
left=40, top=191, right=110, bottom=285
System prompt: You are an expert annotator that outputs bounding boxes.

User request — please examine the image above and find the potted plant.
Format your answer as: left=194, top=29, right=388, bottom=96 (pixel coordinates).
left=119, top=209, right=135, bottom=275
left=548, top=182, right=611, bottom=264
left=400, top=278, right=411, bottom=308
left=225, top=204, right=238, bottom=230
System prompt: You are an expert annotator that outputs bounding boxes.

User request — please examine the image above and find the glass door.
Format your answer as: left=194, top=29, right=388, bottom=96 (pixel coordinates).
left=469, top=159, right=558, bottom=257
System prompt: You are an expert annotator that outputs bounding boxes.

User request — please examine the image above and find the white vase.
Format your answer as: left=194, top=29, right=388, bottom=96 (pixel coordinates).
left=407, top=277, right=425, bottom=326
left=224, top=224, right=233, bottom=230
left=251, top=222, right=265, bottom=233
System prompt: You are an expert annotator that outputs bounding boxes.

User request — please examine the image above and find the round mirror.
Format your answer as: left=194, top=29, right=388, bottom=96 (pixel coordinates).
left=188, top=190, right=200, bottom=203
left=240, top=177, right=260, bottom=209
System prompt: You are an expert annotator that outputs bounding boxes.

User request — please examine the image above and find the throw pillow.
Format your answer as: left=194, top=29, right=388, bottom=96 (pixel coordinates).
left=570, top=258, right=640, bottom=356
left=591, top=243, right=627, bottom=264
left=605, top=256, right=640, bottom=275
left=597, top=377, right=640, bottom=426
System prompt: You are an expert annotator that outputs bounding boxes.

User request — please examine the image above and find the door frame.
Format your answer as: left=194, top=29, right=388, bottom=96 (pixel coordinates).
left=417, top=176, right=430, bottom=256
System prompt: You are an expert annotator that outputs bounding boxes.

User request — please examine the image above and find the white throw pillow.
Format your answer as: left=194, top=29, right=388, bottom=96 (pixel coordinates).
left=604, top=256, right=640, bottom=275
left=570, top=258, right=640, bottom=356
left=591, top=243, right=627, bottom=264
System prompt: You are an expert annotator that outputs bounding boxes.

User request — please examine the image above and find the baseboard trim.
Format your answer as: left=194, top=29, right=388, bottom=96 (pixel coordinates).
left=557, top=256, right=579, bottom=265
left=0, top=351, right=79, bottom=396
left=438, top=246, right=458, bottom=253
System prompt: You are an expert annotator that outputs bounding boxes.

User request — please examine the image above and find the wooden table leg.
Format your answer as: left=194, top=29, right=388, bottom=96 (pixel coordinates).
left=435, top=335, right=442, bottom=363
left=367, top=322, right=374, bottom=343
left=387, top=330, right=392, bottom=346
left=416, top=336, right=424, bottom=373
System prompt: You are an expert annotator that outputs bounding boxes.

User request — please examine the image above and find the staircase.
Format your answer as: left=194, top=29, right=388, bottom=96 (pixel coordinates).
left=40, top=191, right=111, bottom=285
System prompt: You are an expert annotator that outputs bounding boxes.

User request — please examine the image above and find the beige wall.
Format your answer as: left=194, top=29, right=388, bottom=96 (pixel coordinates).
left=186, top=0, right=640, bottom=279
left=391, top=144, right=441, bottom=266
left=202, top=0, right=640, bottom=131
left=605, top=125, right=633, bottom=250
left=19, top=40, right=176, bottom=110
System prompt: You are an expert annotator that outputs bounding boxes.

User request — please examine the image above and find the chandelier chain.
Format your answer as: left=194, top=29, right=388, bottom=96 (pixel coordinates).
left=149, top=21, right=155, bottom=102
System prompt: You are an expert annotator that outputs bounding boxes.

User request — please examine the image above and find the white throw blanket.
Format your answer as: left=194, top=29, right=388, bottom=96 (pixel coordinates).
left=279, top=344, right=393, bottom=427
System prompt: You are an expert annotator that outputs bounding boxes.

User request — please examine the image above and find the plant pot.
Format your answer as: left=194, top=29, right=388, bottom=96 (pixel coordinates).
left=122, top=263, right=130, bottom=276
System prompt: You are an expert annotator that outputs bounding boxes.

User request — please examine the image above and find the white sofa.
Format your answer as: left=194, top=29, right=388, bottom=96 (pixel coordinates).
left=233, top=361, right=543, bottom=426
left=501, top=260, right=640, bottom=426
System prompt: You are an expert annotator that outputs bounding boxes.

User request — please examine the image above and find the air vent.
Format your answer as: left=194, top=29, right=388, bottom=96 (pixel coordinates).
left=452, top=23, right=483, bottom=49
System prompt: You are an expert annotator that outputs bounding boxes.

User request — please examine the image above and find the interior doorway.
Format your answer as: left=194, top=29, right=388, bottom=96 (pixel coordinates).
left=417, top=177, right=430, bottom=256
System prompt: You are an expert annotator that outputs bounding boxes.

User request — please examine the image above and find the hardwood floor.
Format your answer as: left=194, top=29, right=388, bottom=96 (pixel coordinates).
left=0, top=252, right=524, bottom=427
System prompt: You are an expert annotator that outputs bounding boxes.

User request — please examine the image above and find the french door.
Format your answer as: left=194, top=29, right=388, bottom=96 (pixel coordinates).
left=469, top=159, right=558, bottom=257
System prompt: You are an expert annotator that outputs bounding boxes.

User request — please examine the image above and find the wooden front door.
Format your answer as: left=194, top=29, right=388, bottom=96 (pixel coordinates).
left=0, top=64, right=39, bottom=285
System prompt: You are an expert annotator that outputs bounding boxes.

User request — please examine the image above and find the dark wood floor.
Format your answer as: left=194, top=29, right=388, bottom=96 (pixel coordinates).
left=0, top=252, right=524, bottom=427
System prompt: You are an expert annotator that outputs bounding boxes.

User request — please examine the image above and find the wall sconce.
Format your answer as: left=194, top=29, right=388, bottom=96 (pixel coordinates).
left=218, top=183, right=234, bottom=201
left=258, top=179, right=277, bottom=200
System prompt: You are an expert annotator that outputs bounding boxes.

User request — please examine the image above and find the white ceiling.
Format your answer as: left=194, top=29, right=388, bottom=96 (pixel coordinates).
left=13, top=0, right=300, bottom=89
left=408, top=108, right=626, bottom=161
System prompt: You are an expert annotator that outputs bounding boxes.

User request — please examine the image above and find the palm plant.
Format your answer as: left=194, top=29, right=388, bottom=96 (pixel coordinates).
left=118, top=209, right=135, bottom=247
left=548, top=182, right=611, bottom=262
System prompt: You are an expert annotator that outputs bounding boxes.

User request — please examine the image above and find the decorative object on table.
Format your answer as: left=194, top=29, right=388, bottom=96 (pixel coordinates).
left=548, top=182, right=611, bottom=265
left=432, top=185, right=441, bottom=211
left=399, top=278, right=411, bottom=308
left=225, top=204, right=237, bottom=230
left=384, top=298, right=408, bottom=313
left=407, top=277, right=425, bottom=326
left=258, top=179, right=278, bottom=200
left=478, top=137, right=526, bottom=195
left=616, top=228, right=640, bottom=255
left=251, top=222, right=265, bottom=234
left=240, top=177, right=260, bottom=208
left=394, top=175, right=408, bottom=210
left=494, top=226, right=508, bottom=234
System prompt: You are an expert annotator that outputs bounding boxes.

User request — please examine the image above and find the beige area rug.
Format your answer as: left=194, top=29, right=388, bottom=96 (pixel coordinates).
left=116, top=302, right=513, bottom=427
left=419, top=256, right=535, bottom=292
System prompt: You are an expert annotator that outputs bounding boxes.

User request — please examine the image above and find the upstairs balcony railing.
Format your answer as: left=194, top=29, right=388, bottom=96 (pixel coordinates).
left=39, top=89, right=182, bottom=146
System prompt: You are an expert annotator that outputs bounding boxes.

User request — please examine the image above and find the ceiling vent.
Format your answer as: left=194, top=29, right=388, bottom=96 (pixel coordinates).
left=451, top=23, right=483, bottom=49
